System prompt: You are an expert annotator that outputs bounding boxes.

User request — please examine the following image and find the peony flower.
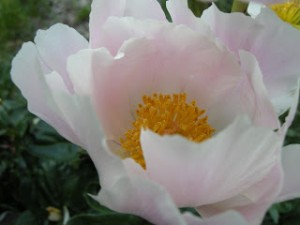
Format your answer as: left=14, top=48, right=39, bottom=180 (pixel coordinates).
left=11, top=0, right=300, bottom=224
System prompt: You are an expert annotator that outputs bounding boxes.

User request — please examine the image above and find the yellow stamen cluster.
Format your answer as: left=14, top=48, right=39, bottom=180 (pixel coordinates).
left=270, top=0, right=300, bottom=29
left=120, top=93, right=215, bottom=168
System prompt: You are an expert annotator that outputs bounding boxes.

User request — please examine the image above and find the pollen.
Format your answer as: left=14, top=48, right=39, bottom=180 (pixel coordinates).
left=270, top=0, right=300, bottom=29
left=119, top=93, right=215, bottom=168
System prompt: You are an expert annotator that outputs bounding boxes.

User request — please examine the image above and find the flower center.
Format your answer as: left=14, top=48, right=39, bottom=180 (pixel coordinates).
left=270, top=0, right=300, bottom=29
left=119, top=93, right=215, bottom=168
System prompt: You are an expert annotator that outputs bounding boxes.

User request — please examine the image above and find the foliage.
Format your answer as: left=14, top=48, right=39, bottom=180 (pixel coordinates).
left=0, top=0, right=299, bottom=225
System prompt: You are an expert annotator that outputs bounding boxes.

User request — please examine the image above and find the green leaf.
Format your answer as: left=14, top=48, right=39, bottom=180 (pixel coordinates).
left=84, top=195, right=113, bottom=213
left=31, top=120, right=65, bottom=144
left=15, top=211, right=36, bottom=225
left=269, top=206, right=280, bottom=223
left=29, top=143, right=79, bottom=162
left=69, top=196, right=151, bottom=225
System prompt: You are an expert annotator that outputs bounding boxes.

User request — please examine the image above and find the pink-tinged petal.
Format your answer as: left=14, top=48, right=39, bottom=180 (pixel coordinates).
left=88, top=24, right=278, bottom=140
left=166, top=0, right=212, bottom=36
left=201, top=5, right=263, bottom=54
left=183, top=211, right=249, bottom=225
left=202, top=5, right=300, bottom=115
left=198, top=163, right=283, bottom=225
left=207, top=50, right=279, bottom=130
left=276, top=144, right=300, bottom=202
left=90, top=25, right=226, bottom=139
left=11, top=42, right=80, bottom=145
left=34, top=23, right=88, bottom=93
left=89, top=0, right=165, bottom=48
left=89, top=0, right=124, bottom=48
left=238, top=51, right=279, bottom=128
left=140, top=116, right=281, bottom=207
left=93, top=17, right=171, bottom=56
left=95, top=175, right=188, bottom=225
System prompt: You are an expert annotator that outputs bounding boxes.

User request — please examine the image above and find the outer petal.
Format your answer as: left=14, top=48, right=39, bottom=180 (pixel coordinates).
left=198, top=163, right=283, bottom=225
left=96, top=175, right=188, bottom=225
left=140, top=116, right=281, bottom=207
left=202, top=5, right=300, bottom=115
left=11, top=42, right=80, bottom=146
left=276, top=144, right=300, bottom=202
left=34, top=23, right=88, bottom=92
left=89, top=0, right=165, bottom=48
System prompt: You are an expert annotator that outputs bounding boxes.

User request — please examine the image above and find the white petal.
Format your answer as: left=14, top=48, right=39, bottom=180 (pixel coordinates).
left=140, top=116, right=281, bottom=207
left=34, top=23, right=88, bottom=92
left=202, top=5, right=300, bottom=115
left=89, top=0, right=165, bottom=48
left=95, top=175, right=188, bottom=225
left=238, top=51, right=279, bottom=129
left=276, top=144, right=300, bottom=202
left=198, top=163, right=283, bottom=225
left=67, top=48, right=112, bottom=95
left=44, top=71, right=105, bottom=152
left=11, top=42, right=80, bottom=145
left=92, top=17, right=170, bottom=55
left=254, top=9, right=300, bottom=114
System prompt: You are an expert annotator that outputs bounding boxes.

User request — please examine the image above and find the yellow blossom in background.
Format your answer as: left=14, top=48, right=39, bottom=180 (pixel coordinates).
left=270, top=0, right=300, bottom=29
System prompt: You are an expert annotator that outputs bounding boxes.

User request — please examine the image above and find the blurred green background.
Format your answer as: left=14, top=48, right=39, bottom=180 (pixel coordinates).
left=0, top=0, right=299, bottom=224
